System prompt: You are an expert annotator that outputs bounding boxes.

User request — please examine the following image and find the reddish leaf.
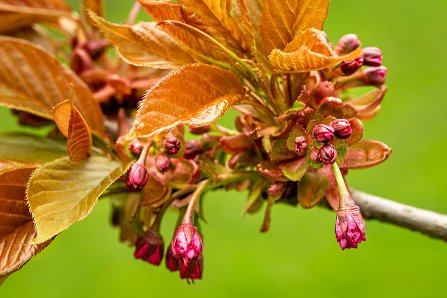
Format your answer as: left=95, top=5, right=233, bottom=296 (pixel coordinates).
left=89, top=12, right=195, bottom=68
left=269, top=28, right=361, bottom=72
left=52, top=99, right=92, bottom=161
left=347, top=118, right=364, bottom=145
left=127, top=63, right=243, bottom=140
left=279, top=158, right=309, bottom=181
left=256, top=161, right=287, bottom=181
left=0, top=37, right=104, bottom=134
left=260, top=0, right=330, bottom=53
left=0, top=166, right=52, bottom=278
left=342, top=140, right=392, bottom=169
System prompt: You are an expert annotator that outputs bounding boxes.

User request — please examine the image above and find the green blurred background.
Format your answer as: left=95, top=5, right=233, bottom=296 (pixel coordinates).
left=2, top=0, right=447, bottom=297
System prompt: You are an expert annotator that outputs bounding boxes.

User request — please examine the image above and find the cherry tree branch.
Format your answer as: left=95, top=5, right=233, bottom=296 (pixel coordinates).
left=352, top=190, right=447, bottom=241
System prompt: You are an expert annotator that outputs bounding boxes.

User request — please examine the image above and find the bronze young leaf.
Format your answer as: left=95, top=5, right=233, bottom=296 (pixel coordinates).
left=0, top=166, right=52, bottom=278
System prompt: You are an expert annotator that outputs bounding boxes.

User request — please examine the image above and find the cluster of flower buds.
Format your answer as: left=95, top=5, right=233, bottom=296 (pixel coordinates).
left=334, top=34, right=387, bottom=89
left=310, top=119, right=352, bottom=165
left=169, top=223, right=204, bottom=280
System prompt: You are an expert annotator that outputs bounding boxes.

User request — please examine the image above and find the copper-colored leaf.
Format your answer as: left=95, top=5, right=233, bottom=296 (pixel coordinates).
left=140, top=1, right=251, bottom=62
left=0, top=166, right=52, bottom=278
left=177, top=0, right=252, bottom=53
left=52, top=99, right=92, bottom=161
left=342, top=140, right=392, bottom=169
left=269, top=28, right=361, bottom=72
left=0, top=37, right=104, bottom=134
left=127, top=63, right=243, bottom=140
left=89, top=12, right=195, bottom=69
left=0, top=0, right=72, bottom=33
left=260, top=0, right=330, bottom=53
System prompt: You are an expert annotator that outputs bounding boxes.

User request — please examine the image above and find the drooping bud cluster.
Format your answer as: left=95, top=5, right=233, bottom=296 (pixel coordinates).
left=335, top=204, right=366, bottom=250
left=170, top=223, right=204, bottom=280
left=134, top=231, right=164, bottom=265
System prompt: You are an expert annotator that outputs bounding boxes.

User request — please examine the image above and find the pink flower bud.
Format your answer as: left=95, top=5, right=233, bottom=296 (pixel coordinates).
left=171, top=224, right=203, bottom=263
left=330, top=119, right=352, bottom=139
left=134, top=231, right=164, bottom=266
left=179, top=255, right=203, bottom=280
left=156, top=155, right=171, bottom=174
left=164, top=137, right=181, bottom=155
left=335, top=204, right=366, bottom=250
left=309, top=147, right=321, bottom=163
left=340, top=56, right=364, bottom=75
left=312, top=124, right=335, bottom=143
left=165, top=245, right=180, bottom=272
left=126, top=162, right=149, bottom=191
left=128, top=140, right=143, bottom=156
left=319, top=144, right=337, bottom=164
left=362, top=47, right=382, bottom=66
left=294, top=136, right=308, bottom=156
left=364, top=66, right=387, bottom=86
left=336, top=34, right=360, bottom=55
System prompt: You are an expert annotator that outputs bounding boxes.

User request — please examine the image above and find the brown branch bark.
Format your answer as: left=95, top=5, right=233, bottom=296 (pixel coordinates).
left=352, top=190, right=447, bottom=241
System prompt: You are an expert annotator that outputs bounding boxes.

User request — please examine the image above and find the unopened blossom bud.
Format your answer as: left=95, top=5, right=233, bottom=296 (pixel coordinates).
left=335, top=204, right=366, bottom=250
left=340, top=56, right=364, bottom=75
left=313, top=81, right=335, bottom=104
left=319, top=144, right=337, bottom=164
left=309, top=147, right=320, bottom=163
left=134, top=231, right=164, bottom=266
left=171, top=223, right=203, bottom=264
left=364, top=66, right=387, bottom=86
left=335, top=34, right=360, bottom=55
left=164, top=137, right=181, bottom=155
left=165, top=245, right=180, bottom=272
left=294, top=136, right=308, bottom=156
left=362, top=47, right=382, bottom=66
left=156, top=155, right=171, bottom=173
left=126, top=162, right=149, bottom=191
left=189, top=125, right=210, bottom=135
left=128, top=140, right=143, bottom=156
left=330, top=119, right=352, bottom=139
left=180, top=255, right=203, bottom=280
left=312, top=124, right=335, bottom=143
